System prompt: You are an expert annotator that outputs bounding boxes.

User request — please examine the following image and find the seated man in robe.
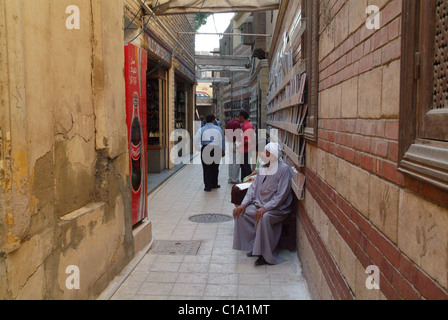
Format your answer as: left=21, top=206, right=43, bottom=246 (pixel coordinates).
left=231, top=143, right=264, bottom=207
left=233, top=142, right=293, bottom=266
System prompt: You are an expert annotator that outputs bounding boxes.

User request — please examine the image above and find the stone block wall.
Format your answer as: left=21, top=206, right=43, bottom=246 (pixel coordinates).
left=299, top=0, right=448, bottom=300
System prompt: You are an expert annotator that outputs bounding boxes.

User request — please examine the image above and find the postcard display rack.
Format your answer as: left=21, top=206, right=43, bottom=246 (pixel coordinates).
left=267, top=29, right=307, bottom=201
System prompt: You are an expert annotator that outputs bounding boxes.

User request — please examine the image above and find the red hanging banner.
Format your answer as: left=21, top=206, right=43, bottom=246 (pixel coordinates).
left=125, top=43, right=148, bottom=226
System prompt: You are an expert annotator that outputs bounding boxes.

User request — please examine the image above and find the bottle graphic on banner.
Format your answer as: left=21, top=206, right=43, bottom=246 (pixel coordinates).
left=131, top=93, right=142, bottom=192
left=125, top=42, right=148, bottom=226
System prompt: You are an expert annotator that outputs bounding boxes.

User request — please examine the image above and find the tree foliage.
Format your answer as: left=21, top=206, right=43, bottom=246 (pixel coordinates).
left=195, top=13, right=211, bottom=31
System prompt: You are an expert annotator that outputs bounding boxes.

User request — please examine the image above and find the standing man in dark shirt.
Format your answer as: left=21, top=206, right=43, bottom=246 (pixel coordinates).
left=194, top=115, right=226, bottom=192
left=225, top=118, right=242, bottom=184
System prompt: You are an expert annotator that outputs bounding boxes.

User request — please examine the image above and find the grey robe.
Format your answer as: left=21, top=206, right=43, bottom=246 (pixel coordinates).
left=233, top=159, right=293, bottom=265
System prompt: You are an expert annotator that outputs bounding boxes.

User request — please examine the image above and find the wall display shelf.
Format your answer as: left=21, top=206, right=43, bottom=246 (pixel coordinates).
left=267, top=102, right=308, bottom=135
left=267, top=92, right=302, bottom=115
left=288, top=20, right=306, bottom=53
left=283, top=140, right=305, bottom=168
left=267, top=61, right=306, bottom=106
left=291, top=175, right=306, bottom=200
left=267, top=121, right=300, bottom=136
left=267, top=7, right=308, bottom=201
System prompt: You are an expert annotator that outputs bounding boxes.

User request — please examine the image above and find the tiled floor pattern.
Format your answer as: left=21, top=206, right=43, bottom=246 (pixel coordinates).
left=110, top=159, right=311, bottom=300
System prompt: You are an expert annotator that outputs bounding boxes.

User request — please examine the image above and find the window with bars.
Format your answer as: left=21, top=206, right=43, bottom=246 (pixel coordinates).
left=432, top=1, right=448, bottom=111
left=399, top=0, right=448, bottom=190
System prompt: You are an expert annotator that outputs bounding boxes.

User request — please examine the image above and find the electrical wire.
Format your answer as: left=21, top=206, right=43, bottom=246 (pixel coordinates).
left=129, top=0, right=159, bottom=44
left=212, top=13, right=220, bottom=38
left=124, top=0, right=147, bottom=31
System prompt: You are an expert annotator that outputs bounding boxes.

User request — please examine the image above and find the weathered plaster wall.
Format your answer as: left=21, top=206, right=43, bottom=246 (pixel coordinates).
left=0, top=0, right=134, bottom=299
left=0, top=0, right=7, bottom=297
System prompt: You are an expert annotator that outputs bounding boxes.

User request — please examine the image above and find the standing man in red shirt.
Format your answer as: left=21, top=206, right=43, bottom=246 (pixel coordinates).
left=237, top=111, right=256, bottom=182
left=225, top=118, right=242, bottom=184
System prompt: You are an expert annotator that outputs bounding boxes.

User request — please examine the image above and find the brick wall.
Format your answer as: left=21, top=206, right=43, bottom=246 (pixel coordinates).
left=299, top=0, right=448, bottom=300
left=148, top=14, right=195, bottom=71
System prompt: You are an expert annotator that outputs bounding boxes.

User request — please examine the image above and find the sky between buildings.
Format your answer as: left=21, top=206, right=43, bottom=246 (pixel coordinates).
left=195, top=13, right=235, bottom=53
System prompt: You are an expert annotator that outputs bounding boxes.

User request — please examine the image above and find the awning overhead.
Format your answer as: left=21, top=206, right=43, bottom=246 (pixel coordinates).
left=152, top=0, right=280, bottom=15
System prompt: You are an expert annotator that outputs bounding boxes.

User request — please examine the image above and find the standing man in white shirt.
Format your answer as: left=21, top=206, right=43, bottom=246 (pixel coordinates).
left=194, top=115, right=226, bottom=192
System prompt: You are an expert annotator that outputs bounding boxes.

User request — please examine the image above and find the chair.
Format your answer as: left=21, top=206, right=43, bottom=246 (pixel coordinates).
left=277, top=196, right=298, bottom=252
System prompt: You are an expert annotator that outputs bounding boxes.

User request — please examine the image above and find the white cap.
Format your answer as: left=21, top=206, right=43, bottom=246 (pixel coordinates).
left=265, top=142, right=282, bottom=158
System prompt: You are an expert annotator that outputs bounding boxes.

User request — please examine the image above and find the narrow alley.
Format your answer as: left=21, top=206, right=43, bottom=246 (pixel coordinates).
left=103, top=160, right=310, bottom=300
left=2, top=0, right=448, bottom=302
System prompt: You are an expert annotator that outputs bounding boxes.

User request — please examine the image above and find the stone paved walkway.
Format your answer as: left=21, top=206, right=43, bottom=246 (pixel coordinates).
left=108, top=159, right=310, bottom=300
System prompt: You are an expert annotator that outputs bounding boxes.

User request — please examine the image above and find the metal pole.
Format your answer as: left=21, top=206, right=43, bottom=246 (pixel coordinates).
left=178, top=31, right=273, bottom=37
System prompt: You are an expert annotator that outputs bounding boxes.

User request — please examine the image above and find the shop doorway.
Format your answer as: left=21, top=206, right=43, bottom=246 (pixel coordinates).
left=147, top=63, right=168, bottom=174
left=175, top=80, right=187, bottom=131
